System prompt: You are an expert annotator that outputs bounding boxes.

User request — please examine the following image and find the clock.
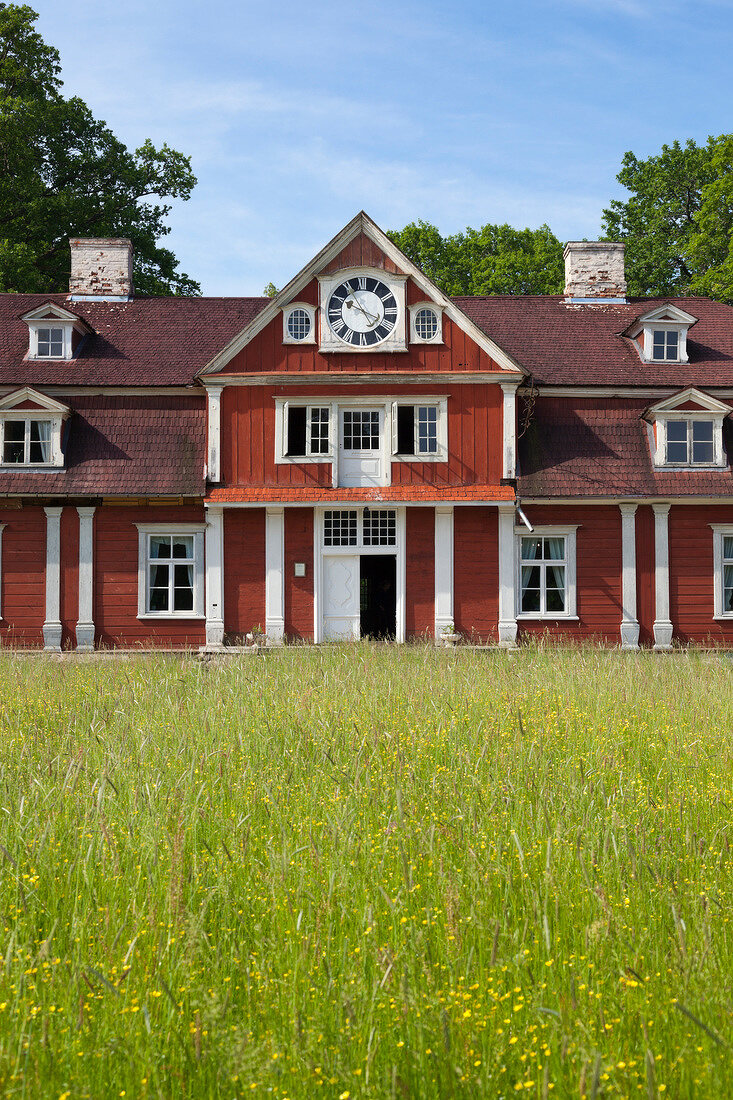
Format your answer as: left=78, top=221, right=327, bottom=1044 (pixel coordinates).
left=326, top=275, right=399, bottom=347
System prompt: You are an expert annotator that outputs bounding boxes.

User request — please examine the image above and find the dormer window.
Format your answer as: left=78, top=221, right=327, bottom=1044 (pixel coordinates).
left=645, top=388, right=730, bottom=470
left=0, top=388, right=70, bottom=468
left=626, top=304, right=696, bottom=365
left=652, top=329, right=679, bottom=361
left=21, top=303, right=90, bottom=361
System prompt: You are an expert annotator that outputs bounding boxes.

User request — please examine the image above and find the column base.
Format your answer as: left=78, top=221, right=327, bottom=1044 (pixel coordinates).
left=205, top=619, right=225, bottom=650
left=620, top=621, right=640, bottom=650
left=498, top=620, right=518, bottom=648
left=265, top=618, right=285, bottom=645
left=76, top=622, right=95, bottom=652
left=42, top=622, right=62, bottom=652
left=653, top=620, right=673, bottom=650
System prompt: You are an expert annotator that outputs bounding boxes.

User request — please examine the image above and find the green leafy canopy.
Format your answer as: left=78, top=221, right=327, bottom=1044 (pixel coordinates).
left=0, top=3, right=199, bottom=295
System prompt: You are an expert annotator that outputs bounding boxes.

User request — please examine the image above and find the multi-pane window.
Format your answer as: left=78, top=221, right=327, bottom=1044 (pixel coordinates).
left=395, top=405, right=438, bottom=455
left=520, top=535, right=567, bottom=615
left=2, top=419, right=53, bottom=464
left=286, top=406, right=331, bottom=457
left=363, top=509, right=396, bottom=546
left=414, top=307, right=438, bottom=341
left=324, top=510, right=358, bottom=547
left=286, top=308, right=312, bottom=341
left=652, top=329, right=679, bottom=361
left=36, top=327, right=64, bottom=358
left=724, top=536, right=733, bottom=614
left=343, top=410, right=380, bottom=450
left=665, top=419, right=714, bottom=465
left=147, top=535, right=195, bottom=613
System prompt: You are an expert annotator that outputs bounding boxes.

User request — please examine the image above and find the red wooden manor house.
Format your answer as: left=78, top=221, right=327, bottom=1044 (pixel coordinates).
left=2, top=212, right=733, bottom=651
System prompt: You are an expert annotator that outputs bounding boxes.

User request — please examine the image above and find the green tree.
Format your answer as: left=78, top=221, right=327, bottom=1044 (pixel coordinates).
left=0, top=4, right=199, bottom=295
left=386, top=220, right=564, bottom=296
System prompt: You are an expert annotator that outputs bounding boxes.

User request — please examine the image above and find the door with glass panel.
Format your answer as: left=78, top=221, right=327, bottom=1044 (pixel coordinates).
left=339, top=407, right=384, bottom=487
left=519, top=535, right=567, bottom=615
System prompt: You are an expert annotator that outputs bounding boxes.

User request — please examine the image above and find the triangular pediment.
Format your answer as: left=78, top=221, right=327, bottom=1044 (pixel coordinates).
left=625, top=303, right=698, bottom=337
left=646, top=387, right=731, bottom=418
left=0, top=387, right=71, bottom=415
left=21, top=302, right=89, bottom=329
left=199, top=211, right=523, bottom=376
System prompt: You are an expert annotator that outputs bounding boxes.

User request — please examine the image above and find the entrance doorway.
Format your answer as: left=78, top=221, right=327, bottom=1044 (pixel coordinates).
left=360, top=555, right=396, bottom=639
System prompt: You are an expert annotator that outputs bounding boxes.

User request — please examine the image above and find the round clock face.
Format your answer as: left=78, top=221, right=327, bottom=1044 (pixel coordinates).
left=326, top=276, right=399, bottom=347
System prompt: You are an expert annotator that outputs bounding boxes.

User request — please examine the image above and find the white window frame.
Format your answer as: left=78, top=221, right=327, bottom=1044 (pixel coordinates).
left=391, top=398, right=448, bottom=462
left=408, top=301, right=444, bottom=345
left=274, top=396, right=449, bottom=467
left=0, top=414, right=64, bottom=467
left=135, top=523, right=206, bottom=620
left=282, top=302, right=317, bottom=346
left=515, top=525, right=578, bottom=621
left=654, top=413, right=725, bottom=468
left=710, top=525, right=733, bottom=619
left=27, top=322, right=75, bottom=361
left=641, top=322, right=689, bottom=364
left=322, top=507, right=398, bottom=550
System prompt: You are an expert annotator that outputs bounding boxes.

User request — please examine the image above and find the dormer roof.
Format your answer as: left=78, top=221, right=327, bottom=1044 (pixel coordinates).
left=644, top=387, right=732, bottom=420
left=624, top=303, right=698, bottom=339
left=21, top=302, right=91, bottom=332
left=0, top=386, right=71, bottom=415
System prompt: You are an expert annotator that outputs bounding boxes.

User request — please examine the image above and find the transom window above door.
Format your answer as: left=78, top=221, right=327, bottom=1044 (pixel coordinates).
left=323, top=508, right=397, bottom=548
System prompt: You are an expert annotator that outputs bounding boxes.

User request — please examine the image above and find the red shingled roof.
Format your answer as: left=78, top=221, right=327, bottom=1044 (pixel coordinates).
left=0, top=395, right=205, bottom=496
left=0, top=294, right=268, bottom=386
left=517, top=397, right=733, bottom=498
left=457, top=296, right=733, bottom=387
left=206, top=485, right=515, bottom=504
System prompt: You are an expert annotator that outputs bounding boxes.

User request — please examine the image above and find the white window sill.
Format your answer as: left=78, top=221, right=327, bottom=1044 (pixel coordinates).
left=654, top=464, right=727, bottom=471
left=713, top=615, right=733, bottom=622
left=137, top=613, right=206, bottom=621
left=516, top=615, right=580, bottom=622
left=275, top=455, right=333, bottom=465
left=392, top=454, right=449, bottom=464
left=0, top=463, right=63, bottom=470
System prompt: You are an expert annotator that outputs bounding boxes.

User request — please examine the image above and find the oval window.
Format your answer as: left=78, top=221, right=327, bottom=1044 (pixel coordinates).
left=415, top=307, right=438, bottom=341
left=287, top=308, right=312, bottom=341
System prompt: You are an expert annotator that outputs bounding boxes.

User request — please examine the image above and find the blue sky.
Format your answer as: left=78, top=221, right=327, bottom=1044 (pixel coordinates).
left=31, top=0, right=733, bottom=295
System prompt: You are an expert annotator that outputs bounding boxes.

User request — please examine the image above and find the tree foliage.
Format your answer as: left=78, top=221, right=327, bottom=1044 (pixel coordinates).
left=386, top=220, right=564, bottom=296
left=0, top=4, right=199, bottom=295
left=602, top=135, right=733, bottom=304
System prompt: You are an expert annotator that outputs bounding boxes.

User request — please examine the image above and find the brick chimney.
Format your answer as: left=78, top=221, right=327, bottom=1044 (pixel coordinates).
left=563, top=241, right=626, bottom=302
left=69, top=238, right=133, bottom=300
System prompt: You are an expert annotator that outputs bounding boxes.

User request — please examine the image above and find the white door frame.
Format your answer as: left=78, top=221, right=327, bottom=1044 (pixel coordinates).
left=338, top=406, right=389, bottom=488
left=313, top=506, right=406, bottom=643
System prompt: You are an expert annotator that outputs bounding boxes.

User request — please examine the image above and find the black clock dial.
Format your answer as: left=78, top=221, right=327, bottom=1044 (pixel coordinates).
left=327, top=276, right=398, bottom=346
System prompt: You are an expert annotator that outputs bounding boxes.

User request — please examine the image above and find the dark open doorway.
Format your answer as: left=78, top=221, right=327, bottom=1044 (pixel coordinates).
left=360, top=555, right=396, bottom=640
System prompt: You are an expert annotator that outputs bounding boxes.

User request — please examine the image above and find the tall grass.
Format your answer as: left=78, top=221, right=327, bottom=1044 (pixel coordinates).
left=0, top=644, right=731, bottom=1098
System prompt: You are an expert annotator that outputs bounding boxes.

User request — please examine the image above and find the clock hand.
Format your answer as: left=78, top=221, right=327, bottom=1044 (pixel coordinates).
left=346, top=293, right=379, bottom=326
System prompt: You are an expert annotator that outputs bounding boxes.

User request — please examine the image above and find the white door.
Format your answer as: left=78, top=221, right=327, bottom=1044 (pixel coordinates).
left=339, top=408, right=384, bottom=487
left=322, top=555, right=360, bottom=640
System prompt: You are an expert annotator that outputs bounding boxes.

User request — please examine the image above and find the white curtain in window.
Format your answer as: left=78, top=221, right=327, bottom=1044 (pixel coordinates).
left=36, top=420, right=52, bottom=462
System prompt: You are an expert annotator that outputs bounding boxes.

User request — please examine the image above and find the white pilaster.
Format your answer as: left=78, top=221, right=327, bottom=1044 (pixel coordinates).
left=434, top=506, right=454, bottom=639
left=619, top=503, right=639, bottom=650
left=42, top=506, right=63, bottom=652
left=265, top=507, right=285, bottom=643
left=500, top=383, right=519, bottom=479
left=653, top=503, right=673, bottom=650
left=76, top=506, right=96, bottom=652
left=206, top=386, right=223, bottom=483
left=498, top=504, right=518, bottom=647
left=204, top=505, right=225, bottom=649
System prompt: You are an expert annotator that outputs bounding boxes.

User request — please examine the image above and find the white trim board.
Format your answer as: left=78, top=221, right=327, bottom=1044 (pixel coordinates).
left=204, top=372, right=514, bottom=387
left=198, top=212, right=524, bottom=378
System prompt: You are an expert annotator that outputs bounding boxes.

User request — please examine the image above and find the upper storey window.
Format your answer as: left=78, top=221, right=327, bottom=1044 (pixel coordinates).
left=626, top=304, right=696, bottom=365
left=0, top=388, right=70, bottom=468
left=282, top=302, right=316, bottom=345
left=408, top=301, right=444, bottom=345
left=645, top=388, right=730, bottom=469
left=22, top=303, right=89, bottom=361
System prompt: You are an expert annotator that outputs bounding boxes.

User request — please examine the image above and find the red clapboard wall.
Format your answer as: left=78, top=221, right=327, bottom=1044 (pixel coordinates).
left=669, top=505, right=733, bottom=643
left=454, top=507, right=500, bottom=642
left=0, top=506, right=46, bottom=646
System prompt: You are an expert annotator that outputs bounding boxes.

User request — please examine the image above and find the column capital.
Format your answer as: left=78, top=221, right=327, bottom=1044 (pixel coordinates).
left=43, top=505, right=63, bottom=518
left=76, top=505, right=97, bottom=518
left=652, top=502, right=672, bottom=515
left=619, top=502, right=639, bottom=517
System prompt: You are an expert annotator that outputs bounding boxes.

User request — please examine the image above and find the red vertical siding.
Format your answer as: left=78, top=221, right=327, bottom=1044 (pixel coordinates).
left=94, top=504, right=206, bottom=648
left=60, top=506, right=79, bottom=649
left=669, top=504, right=733, bottom=644
left=406, top=508, right=434, bottom=638
left=454, top=507, right=499, bottom=642
left=284, top=508, right=314, bottom=640
left=223, top=508, right=266, bottom=638
left=636, top=505, right=655, bottom=645
left=0, top=505, right=45, bottom=646
left=517, top=506, right=621, bottom=643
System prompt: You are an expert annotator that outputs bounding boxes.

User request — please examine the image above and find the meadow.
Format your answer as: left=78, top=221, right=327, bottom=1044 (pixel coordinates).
left=0, top=644, right=731, bottom=1099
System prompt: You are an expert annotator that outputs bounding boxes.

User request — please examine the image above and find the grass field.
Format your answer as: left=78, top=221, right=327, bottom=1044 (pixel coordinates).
left=0, top=644, right=732, bottom=1099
